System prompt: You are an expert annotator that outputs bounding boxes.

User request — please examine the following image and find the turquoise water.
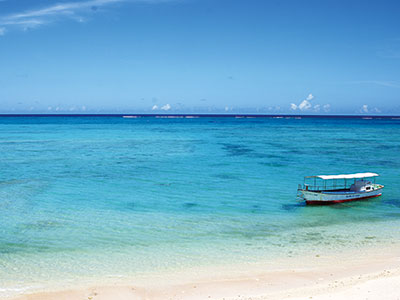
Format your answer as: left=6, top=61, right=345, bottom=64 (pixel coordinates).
left=1, top=116, right=400, bottom=293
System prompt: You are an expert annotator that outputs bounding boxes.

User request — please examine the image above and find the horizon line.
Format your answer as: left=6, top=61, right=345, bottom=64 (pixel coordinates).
left=0, top=113, right=399, bottom=118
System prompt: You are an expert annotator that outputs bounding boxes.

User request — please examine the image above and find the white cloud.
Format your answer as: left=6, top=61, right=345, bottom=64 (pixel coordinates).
left=152, top=105, right=158, bottom=110
left=290, top=93, right=314, bottom=111
left=373, top=107, right=381, bottom=113
left=298, top=99, right=312, bottom=110
left=81, top=105, right=86, bottom=111
left=47, top=106, right=52, bottom=111
left=360, top=104, right=369, bottom=113
left=0, top=0, right=171, bottom=32
left=0, top=27, right=5, bottom=35
left=360, top=105, right=381, bottom=114
left=161, top=104, right=171, bottom=111
left=290, top=94, right=331, bottom=113
left=267, top=106, right=281, bottom=112
left=0, top=0, right=114, bottom=30
left=4, top=0, right=120, bottom=20
left=350, top=80, right=400, bottom=88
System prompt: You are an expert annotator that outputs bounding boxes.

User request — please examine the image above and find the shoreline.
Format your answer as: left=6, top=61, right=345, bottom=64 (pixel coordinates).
left=5, top=245, right=400, bottom=300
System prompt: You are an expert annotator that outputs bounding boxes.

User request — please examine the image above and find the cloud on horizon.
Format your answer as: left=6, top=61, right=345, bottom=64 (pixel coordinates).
left=290, top=93, right=314, bottom=111
left=161, top=104, right=171, bottom=111
left=360, top=104, right=368, bottom=113
left=290, top=94, right=332, bottom=113
left=151, top=104, right=171, bottom=111
left=359, top=104, right=381, bottom=114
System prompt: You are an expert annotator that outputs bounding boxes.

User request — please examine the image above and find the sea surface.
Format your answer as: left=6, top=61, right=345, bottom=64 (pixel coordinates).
left=1, top=115, right=400, bottom=295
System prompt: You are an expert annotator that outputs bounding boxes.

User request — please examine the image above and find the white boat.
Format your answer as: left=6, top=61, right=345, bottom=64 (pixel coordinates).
left=297, top=172, right=384, bottom=205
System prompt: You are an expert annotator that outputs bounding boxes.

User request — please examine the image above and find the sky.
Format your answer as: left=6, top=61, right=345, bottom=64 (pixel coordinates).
left=0, top=0, right=399, bottom=114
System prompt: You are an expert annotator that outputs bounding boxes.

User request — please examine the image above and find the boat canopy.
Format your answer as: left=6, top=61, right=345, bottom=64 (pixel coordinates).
left=305, top=172, right=379, bottom=180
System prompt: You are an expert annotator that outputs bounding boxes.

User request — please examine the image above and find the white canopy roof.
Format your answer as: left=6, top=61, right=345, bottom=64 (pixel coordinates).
left=306, top=172, right=379, bottom=180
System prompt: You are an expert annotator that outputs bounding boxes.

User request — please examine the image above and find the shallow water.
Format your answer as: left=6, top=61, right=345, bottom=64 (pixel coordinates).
left=0, top=116, right=399, bottom=292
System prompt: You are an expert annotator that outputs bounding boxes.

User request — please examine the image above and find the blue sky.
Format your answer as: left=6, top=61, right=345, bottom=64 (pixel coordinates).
left=0, top=0, right=399, bottom=114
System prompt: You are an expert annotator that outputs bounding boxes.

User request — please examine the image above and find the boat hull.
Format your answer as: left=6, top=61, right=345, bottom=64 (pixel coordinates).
left=300, top=187, right=383, bottom=205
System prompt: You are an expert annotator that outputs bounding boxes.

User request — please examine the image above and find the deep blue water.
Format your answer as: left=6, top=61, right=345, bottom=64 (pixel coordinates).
left=0, top=116, right=400, bottom=292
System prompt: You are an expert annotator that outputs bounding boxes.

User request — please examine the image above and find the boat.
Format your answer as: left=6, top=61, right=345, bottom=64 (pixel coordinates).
left=297, top=172, right=384, bottom=205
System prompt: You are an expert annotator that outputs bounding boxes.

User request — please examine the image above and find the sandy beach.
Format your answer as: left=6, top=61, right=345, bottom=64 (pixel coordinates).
left=2, top=0, right=400, bottom=296
left=7, top=246, right=400, bottom=300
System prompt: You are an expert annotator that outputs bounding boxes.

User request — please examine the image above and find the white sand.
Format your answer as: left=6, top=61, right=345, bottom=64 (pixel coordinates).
left=6, top=246, right=400, bottom=300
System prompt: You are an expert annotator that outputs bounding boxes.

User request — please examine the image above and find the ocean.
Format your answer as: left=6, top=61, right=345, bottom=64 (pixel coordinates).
left=1, top=115, right=400, bottom=295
